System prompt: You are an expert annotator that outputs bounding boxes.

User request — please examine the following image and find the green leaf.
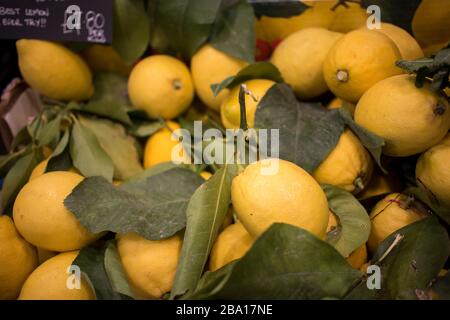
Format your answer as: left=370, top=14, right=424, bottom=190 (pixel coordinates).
left=122, top=162, right=183, bottom=183
left=104, top=241, right=134, bottom=299
left=1, top=149, right=43, bottom=210
left=338, top=108, right=386, bottom=174
left=10, top=126, right=31, bottom=151
left=396, top=48, right=450, bottom=90
left=323, top=185, right=371, bottom=257
left=184, top=224, right=361, bottom=299
left=129, top=120, right=165, bottom=138
left=346, top=218, right=450, bottom=300
left=404, top=187, right=450, bottom=226
left=255, top=84, right=345, bottom=173
left=78, top=116, right=143, bottom=180
left=0, top=149, right=26, bottom=176
left=64, top=168, right=204, bottom=240
left=171, top=164, right=239, bottom=298
left=250, top=0, right=310, bottom=18
left=211, top=0, right=255, bottom=63
left=112, top=0, right=150, bottom=63
left=70, top=119, right=114, bottom=182
left=361, top=0, right=421, bottom=33
left=36, top=116, right=61, bottom=147
left=152, top=0, right=222, bottom=58
left=82, top=73, right=132, bottom=125
left=429, top=272, right=450, bottom=300
left=46, top=129, right=73, bottom=172
left=73, top=244, right=131, bottom=300
left=211, top=62, right=283, bottom=96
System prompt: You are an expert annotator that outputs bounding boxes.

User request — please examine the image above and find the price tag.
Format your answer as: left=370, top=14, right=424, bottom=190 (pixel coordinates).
left=0, top=0, right=112, bottom=43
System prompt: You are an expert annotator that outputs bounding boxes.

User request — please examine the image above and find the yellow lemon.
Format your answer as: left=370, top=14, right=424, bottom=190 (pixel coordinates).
left=13, top=171, right=102, bottom=252
left=16, top=39, right=93, bottom=101
left=416, top=134, right=450, bottom=208
left=326, top=210, right=339, bottom=233
left=355, top=74, right=450, bottom=156
left=412, top=0, right=450, bottom=47
left=358, top=169, right=402, bottom=201
left=209, top=222, right=254, bottom=271
left=368, top=193, right=428, bottom=252
left=191, top=45, right=248, bottom=111
left=116, top=233, right=182, bottom=299
left=271, top=28, right=342, bottom=99
left=200, top=171, right=213, bottom=180
left=255, top=2, right=335, bottom=43
left=29, top=158, right=77, bottom=181
left=81, top=44, right=132, bottom=76
left=346, top=245, right=368, bottom=269
left=323, top=28, right=402, bottom=103
left=327, top=97, right=356, bottom=116
left=373, top=23, right=423, bottom=60
left=231, top=158, right=329, bottom=238
left=220, top=79, right=275, bottom=129
left=313, top=129, right=373, bottom=194
left=329, top=2, right=368, bottom=33
left=128, top=55, right=194, bottom=119
left=19, top=251, right=95, bottom=300
left=143, top=121, right=190, bottom=169
left=29, top=159, right=49, bottom=181
left=0, top=215, right=38, bottom=300
left=423, top=42, right=448, bottom=57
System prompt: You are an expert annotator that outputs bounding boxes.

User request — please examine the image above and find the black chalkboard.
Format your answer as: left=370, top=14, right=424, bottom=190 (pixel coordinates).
left=0, top=0, right=112, bottom=43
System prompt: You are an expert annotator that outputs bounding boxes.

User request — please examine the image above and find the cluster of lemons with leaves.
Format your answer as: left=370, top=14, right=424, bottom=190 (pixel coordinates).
left=1, top=0, right=450, bottom=301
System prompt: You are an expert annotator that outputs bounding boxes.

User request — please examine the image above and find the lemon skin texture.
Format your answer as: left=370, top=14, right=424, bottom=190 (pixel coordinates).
left=18, top=251, right=95, bottom=300
left=16, top=39, right=93, bottom=101
left=209, top=222, right=254, bottom=272
left=0, top=215, right=38, bottom=300
left=323, top=29, right=402, bottom=103
left=373, top=23, right=423, bottom=60
left=81, top=44, right=132, bottom=76
left=329, top=3, right=368, bottom=33
left=13, top=171, right=103, bottom=252
left=313, top=129, right=373, bottom=194
left=255, top=2, right=335, bottom=43
left=128, top=55, right=194, bottom=120
left=368, top=193, right=428, bottom=253
left=191, top=45, right=248, bottom=111
left=355, top=74, right=450, bottom=157
left=416, top=134, right=450, bottom=208
left=412, top=0, right=450, bottom=47
left=271, top=28, right=343, bottom=99
left=143, top=121, right=190, bottom=169
left=231, top=158, right=329, bottom=239
left=116, top=233, right=182, bottom=299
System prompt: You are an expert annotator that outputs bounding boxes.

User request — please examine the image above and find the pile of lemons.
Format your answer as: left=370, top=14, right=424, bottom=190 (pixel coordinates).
left=1, top=0, right=450, bottom=300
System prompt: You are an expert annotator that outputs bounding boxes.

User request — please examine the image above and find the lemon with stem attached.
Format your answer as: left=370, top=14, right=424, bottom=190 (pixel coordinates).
left=313, top=129, right=373, bottom=194
left=128, top=55, right=194, bottom=119
left=323, top=28, right=402, bottom=103
left=220, top=79, right=275, bottom=129
left=355, top=74, right=450, bottom=157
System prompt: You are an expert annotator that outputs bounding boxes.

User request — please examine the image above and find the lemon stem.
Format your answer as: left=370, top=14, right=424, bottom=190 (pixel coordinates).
left=172, top=79, right=182, bottom=90
left=336, top=70, right=349, bottom=83
left=238, top=84, right=249, bottom=131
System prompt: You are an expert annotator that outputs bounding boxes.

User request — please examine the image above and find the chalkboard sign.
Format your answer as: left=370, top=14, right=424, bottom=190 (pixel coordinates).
left=0, top=0, right=112, bottom=43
